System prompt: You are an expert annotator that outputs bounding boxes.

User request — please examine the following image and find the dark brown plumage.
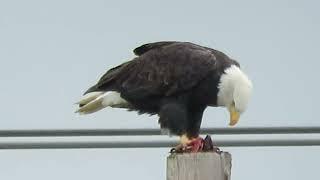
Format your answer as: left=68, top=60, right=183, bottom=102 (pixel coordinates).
left=82, top=41, right=239, bottom=139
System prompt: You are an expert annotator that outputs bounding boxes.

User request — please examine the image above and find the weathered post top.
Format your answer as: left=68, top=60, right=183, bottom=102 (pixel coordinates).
left=167, top=152, right=232, bottom=180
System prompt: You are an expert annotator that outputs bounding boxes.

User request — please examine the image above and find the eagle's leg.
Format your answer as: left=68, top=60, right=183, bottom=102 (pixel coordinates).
left=171, top=134, right=205, bottom=153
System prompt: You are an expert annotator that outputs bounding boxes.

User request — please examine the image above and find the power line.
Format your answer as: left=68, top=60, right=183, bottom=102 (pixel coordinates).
left=1, top=127, right=319, bottom=149
left=1, top=138, right=320, bottom=149
left=0, top=126, right=319, bottom=137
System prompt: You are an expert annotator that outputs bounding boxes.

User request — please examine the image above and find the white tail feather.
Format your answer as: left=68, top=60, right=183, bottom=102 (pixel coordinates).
left=75, top=96, right=105, bottom=114
left=101, top=91, right=128, bottom=107
left=75, top=91, right=128, bottom=115
left=76, top=92, right=104, bottom=105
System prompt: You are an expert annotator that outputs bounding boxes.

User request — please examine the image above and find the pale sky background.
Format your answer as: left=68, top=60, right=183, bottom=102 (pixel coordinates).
left=0, top=0, right=320, bottom=180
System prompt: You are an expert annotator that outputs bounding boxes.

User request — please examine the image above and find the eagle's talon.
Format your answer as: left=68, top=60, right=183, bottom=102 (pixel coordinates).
left=169, top=148, right=176, bottom=153
left=213, top=146, right=222, bottom=154
left=170, top=144, right=187, bottom=153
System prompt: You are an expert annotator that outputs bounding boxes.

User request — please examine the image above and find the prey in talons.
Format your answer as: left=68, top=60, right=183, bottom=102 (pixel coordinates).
left=170, top=135, right=221, bottom=154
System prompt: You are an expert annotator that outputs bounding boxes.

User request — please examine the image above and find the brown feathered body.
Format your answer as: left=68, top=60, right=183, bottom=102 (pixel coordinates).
left=78, top=42, right=240, bottom=138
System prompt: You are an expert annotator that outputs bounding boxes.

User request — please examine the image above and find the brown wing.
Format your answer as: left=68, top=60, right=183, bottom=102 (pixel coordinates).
left=84, top=61, right=132, bottom=94
left=118, top=42, right=232, bottom=100
left=133, top=41, right=178, bottom=56
left=86, top=42, right=239, bottom=100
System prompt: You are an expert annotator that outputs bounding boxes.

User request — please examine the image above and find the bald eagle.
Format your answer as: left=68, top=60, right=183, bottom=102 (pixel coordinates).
left=76, top=41, right=252, bottom=152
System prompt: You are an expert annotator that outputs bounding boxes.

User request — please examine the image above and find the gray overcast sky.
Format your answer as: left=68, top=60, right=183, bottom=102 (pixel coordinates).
left=0, top=0, right=319, bottom=180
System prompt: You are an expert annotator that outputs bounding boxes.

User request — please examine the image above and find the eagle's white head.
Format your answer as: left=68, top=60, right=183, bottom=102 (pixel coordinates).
left=217, top=65, right=253, bottom=126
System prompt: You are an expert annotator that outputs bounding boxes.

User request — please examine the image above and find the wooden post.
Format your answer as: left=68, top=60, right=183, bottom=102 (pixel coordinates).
left=167, top=152, right=232, bottom=180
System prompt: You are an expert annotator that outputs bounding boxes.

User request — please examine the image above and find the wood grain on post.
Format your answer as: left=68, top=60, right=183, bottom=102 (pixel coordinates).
left=167, top=152, right=232, bottom=180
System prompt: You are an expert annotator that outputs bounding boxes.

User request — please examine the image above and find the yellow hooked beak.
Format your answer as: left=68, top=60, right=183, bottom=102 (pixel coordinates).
left=228, top=104, right=240, bottom=126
